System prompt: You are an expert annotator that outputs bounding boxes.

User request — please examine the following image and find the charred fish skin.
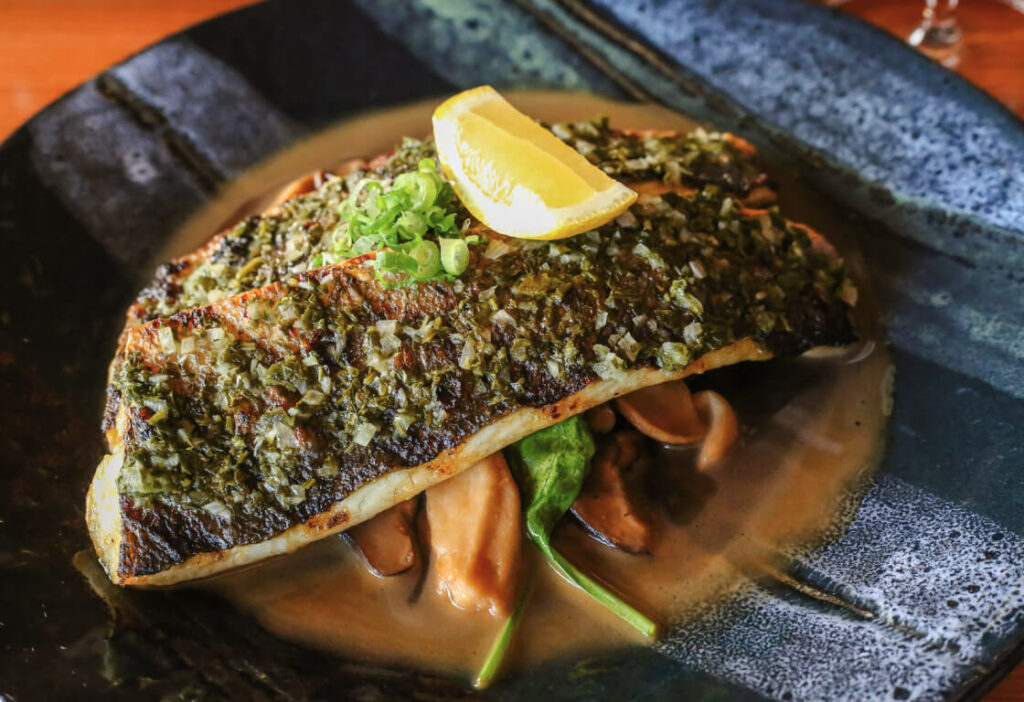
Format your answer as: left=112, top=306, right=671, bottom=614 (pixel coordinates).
left=550, top=117, right=770, bottom=198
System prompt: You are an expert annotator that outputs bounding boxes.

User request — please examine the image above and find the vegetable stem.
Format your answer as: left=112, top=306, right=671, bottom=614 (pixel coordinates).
left=474, top=577, right=532, bottom=689
left=542, top=543, right=656, bottom=637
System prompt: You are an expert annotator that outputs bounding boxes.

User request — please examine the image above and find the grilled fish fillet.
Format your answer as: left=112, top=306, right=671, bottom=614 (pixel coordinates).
left=88, top=122, right=853, bottom=586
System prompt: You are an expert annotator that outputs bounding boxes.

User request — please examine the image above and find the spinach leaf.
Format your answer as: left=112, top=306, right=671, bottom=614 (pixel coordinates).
left=505, top=416, right=657, bottom=637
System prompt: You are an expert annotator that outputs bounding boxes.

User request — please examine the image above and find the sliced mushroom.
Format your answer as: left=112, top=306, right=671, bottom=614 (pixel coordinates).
left=426, top=453, right=522, bottom=616
left=615, top=379, right=706, bottom=444
left=346, top=499, right=418, bottom=577
left=585, top=404, right=617, bottom=434
left=571, top=434, right=653, bottom=554
left=693, top=390, right=740, bottom=470
left=647, top=448, right=718, bottom=526
left=613, top=430, right=643, bottom=467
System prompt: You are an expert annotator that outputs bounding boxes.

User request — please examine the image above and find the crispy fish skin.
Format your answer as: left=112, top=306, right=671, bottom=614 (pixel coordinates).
left=89, top=133, right=851, bottom=588
left=88, top=342, right=772, bottom=586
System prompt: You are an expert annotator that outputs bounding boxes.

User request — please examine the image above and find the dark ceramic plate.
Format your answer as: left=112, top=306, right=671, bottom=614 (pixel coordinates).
left=2, top=1, right=1023, bottom=700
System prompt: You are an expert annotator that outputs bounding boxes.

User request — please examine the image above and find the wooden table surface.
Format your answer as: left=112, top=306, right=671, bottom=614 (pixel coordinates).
left=1, top=0, right=1021, bottom=699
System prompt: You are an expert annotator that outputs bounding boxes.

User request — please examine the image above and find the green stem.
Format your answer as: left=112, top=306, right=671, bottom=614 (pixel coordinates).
left=473, top=578, right=532, bottom=689
left=542, top=543, right=657, bottom=638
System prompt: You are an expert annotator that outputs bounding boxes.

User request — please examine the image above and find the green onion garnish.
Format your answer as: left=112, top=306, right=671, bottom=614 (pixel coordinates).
left=331, top=158, right=475, bottom=288
left=409, top=240, right=442, bottom=277
left=375, top=250, right=419, bottom=277
left=440, top=237, right=470, bottom=276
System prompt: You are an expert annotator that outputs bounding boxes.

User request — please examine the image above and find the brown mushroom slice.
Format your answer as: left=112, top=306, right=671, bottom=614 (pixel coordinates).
left=585, top=404, right=617, bottom=434
left=426, top=453, right=522, bottom=616
left=615, top=379, right=707, bottom=444
left=345, top=499, right=418, bottom=577
left=571, top=437, right=653, bottom=554
left=613, top=430, right=643, bottom=467
left=693, top=390, right=740, bottom=470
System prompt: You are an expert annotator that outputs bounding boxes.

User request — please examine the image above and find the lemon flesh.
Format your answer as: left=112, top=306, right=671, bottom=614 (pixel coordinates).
left=433, top=86, right=637, bottom=240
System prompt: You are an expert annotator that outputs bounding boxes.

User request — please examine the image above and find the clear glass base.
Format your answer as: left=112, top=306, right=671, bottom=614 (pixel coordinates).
left=908, top=21, right=962, bottom=67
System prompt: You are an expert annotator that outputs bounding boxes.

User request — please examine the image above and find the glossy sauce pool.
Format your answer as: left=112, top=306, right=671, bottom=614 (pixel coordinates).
left=168, top=93, right=892, bottom=682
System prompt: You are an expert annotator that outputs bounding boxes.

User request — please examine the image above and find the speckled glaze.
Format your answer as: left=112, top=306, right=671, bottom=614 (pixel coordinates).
left=0, top=1, right=1022, bottom=700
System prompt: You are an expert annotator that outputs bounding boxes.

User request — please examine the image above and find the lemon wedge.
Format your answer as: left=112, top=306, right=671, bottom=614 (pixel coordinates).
left=432, top=86, right=637, bottom=240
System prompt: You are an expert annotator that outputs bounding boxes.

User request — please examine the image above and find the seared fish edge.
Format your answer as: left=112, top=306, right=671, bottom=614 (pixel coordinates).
left=88, top=341, right=766, bottom=586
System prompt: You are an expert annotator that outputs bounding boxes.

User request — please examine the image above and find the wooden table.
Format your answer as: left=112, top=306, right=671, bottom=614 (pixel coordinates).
left=1, top=1, right=1021, bottom=699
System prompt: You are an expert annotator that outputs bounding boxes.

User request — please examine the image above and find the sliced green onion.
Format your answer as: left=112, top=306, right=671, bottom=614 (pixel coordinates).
left=440, top=237, right=470, bottom=276
left=409, top=240, right=441, bottom=278
left=375, top=250, right=419, bottom=277
left=331, top=155, right=476, bottom=286
left=351, top=235, right=381, bottom=256
left=397, top=211, right=427, bottom=238
left=395, top=171, right=439, bottom=210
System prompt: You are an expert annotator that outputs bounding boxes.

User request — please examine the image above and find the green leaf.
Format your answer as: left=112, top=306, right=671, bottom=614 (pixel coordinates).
left=505, top=416, right=657, bottom=637
left=509, top=415, right=594, bottom=534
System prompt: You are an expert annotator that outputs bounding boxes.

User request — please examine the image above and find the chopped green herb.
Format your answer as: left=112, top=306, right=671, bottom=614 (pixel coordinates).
left=549, top=116, right=764, bottom=195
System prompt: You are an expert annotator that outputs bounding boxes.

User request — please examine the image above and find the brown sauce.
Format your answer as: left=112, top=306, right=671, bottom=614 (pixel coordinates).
left=174, top=94, right=891, bottom=683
